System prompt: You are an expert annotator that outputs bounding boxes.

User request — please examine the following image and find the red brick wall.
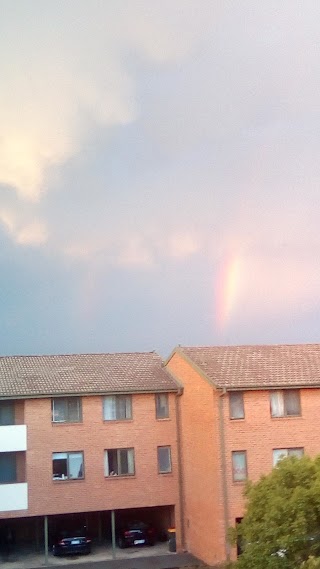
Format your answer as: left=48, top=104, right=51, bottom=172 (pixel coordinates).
left=166, top=352, right=225, bottom=566
left=0, top=393, right=180, bottom=526
left=224, top=388, right=320, bottom=528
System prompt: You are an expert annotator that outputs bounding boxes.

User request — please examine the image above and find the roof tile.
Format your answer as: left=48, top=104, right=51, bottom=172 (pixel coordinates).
left=180, top=344, right=320, bottom=389
left=0, top=352, right=177, bottom=398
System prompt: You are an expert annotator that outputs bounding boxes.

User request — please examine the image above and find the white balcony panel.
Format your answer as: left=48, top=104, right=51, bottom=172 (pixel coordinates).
left=0, top=425, right=27, bottom=452
left=0, top=483, right=28, bottom=512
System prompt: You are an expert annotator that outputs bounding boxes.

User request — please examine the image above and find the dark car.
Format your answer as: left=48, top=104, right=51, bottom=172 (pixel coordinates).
left=118, top=521, right=156, bottom=548
left=52, top=529, right=92, bottom=556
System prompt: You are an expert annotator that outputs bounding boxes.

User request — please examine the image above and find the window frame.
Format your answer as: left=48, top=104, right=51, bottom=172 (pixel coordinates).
left=155, top=393, right=169, bottom=419
left=157, top=446, right=172, bottom=474
left=103, top=395, right=132, bottom=421
left=232, top=450, right=248, bottom=482
left=52, top=451, right=84, bottom=481
left=273, top=447, right=304, bottom=467
left=104, top=448, right=135, bottom=477
left=270, top=389, right=301, bottom=418
left=229, top=392, right=245, bottom=420
left=51, top=397, right=82, bottom=424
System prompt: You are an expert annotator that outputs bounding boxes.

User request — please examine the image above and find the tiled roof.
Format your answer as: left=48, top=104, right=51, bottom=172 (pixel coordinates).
left=0, top=352, right=178, bottom=398
left=179, top=344, right=320, bottom=389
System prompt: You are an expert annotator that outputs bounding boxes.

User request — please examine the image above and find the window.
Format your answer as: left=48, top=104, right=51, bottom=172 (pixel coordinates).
left=52, top=452, right=84, bottom=480
left=0, top=401, right=15, bottom=425
left=51, top=398, right=82, bottom=423
left=232, top=451, right=247, bottom=482
left=229, top=392, right=244, bottom=419
left=270, top=390, right=301, bottom=417
left=158, top=446, right=172, bottom=473
left=273, top=448, right=304, bottom=467
left=103, top=396, right=132, bottom=421
left=104, top=448, right=135, bottom=476
left=155, top=394, right=169, bottom=419
left=0, top=453, right=17, bottom=483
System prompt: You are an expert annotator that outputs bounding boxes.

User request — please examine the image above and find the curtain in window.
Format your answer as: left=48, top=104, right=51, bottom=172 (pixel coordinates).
left=68, top=453, right=83, bottom=479
left=127, top=449, right=134, bottom=474
left=158, top=447, right=171, bottom=473
left=270, top=391, right=284, bottom=417
left=103, top=397, right=116, bottom=420
left=229, top=393, right=244, bottom=419
left=67, top=399, right=81, bottom=422
left=232, top=452, right=247, bottom=481
left=52, top=400, right=66, bottom=422
left=104, top=451, right=110, bottom=476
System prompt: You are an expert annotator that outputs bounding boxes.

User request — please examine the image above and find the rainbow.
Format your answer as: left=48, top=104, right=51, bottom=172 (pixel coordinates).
left=215, top=252, right=242, bottom=333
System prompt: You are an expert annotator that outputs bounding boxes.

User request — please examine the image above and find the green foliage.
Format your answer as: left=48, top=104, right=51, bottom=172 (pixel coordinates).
left=233, top=455, right=320, bottom=569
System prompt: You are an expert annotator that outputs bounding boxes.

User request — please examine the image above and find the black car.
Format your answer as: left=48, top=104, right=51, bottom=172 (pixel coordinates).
left=118, top=521, right=156, bottom=548
left=52, top=529, right=92, bottom=556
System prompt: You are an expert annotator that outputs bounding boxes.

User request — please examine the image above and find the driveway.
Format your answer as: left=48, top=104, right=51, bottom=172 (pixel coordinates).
left=0, top=542, right=202, bottom=569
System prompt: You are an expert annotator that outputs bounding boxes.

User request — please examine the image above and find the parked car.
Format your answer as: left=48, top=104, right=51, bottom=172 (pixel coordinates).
left=117, top=521, right=156, bottom=548
left=52, top=529, right=92, bottom=556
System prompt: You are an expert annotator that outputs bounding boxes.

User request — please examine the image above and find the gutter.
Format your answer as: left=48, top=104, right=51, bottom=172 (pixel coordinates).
left=175, top=386, right=186, bottom=550
left=218, top=387, right=230, bottom=561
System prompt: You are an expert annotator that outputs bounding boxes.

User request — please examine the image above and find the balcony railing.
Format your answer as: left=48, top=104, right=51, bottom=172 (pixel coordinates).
left=0, top=482, right=28, bottom=512
left=0, top=425, right=27, bottom=452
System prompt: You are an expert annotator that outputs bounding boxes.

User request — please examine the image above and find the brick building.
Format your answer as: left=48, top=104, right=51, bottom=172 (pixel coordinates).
left=165, top=344, right=320, bottom=566
left=0, top=352, right=181, bottom=558
left=2, top=343, right=320, bottom=566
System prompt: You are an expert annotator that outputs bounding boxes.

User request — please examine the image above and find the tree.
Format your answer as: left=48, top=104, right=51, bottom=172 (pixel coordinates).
left=233, top=455, right=320, bottom=569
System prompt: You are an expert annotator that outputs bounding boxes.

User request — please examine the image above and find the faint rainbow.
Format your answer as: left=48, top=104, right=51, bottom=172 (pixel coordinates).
left=215, top=252, right=242, bottom=333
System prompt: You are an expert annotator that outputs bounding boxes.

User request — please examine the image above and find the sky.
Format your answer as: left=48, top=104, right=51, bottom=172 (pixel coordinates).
left=1, top=1, right=320, bottom=357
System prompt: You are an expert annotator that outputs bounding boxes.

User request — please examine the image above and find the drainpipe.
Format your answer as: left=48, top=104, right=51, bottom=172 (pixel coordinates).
left=175, top=387, right=185, bottom=550
left=218, top=388, right=231, bottom=561
left=111, top=510, right=116, bottom=559
left=44, top=515, right=48, bottom=565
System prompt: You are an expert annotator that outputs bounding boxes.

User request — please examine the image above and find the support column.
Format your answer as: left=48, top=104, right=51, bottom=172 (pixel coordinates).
left=111, top=510, right=116, bottom=559
left=98, top=511, right=102, bottom=543
left=44, top=515, right=49, bottom=566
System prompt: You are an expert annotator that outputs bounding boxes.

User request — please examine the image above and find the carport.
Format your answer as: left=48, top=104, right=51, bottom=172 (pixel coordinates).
left=0, top=506, right=175, bottom=565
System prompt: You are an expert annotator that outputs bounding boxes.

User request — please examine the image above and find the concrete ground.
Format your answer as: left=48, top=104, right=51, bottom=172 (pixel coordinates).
left=0, top=542, right=203, bottom=569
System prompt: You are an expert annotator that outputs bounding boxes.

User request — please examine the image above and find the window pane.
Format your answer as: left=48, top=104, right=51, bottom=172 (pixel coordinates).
left=156, top=394, right=169, bottom=419
left=52, top=453, right=68, bottom=479
left=105, top=450, right=118, bottom=475
left=119, top=449, right=129, bottom=475
left=67, top=399, right=81, bottom=422
left=52, top=400, right=66, bottom=422
left=158, top=446, right=172, bottom=473
left=232, top=451, right=247, bottom=481
left=116, top=396, right=132, bottom=420
left=288, top=448, right=304, bottom=458
left=273, top=449, right=288, bottom=466
left=270, top=391, right=284, bottom=417
left=68, top=452, right=84, bottom=479
left=0, top=453, right=16, bottom=483
left=229, top=392, right=244, bottom=419
left=0, top=401, right=15, bottom=426
left=284, top=390, right=301, bottom=416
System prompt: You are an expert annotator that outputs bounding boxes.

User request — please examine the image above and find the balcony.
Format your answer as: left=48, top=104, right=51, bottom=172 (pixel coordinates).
left=0, top=482, right=28, bottom=512
left=0, top=425, right=27, bottom=452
